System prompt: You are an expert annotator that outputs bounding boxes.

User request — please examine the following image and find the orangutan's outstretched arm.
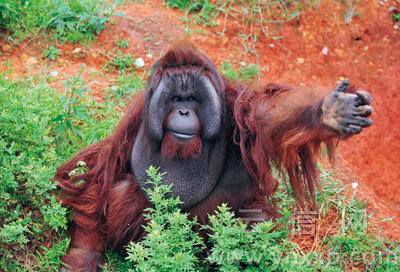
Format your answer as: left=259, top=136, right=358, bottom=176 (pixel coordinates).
left=233, top=80, right=373, bottom=205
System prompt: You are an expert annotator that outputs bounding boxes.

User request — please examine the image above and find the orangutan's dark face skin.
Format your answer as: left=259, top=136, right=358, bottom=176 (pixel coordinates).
left=131, top=71, right=227, bottom=210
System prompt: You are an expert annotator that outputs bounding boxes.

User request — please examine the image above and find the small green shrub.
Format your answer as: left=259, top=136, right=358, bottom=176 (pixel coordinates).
left=53, top=70, right=92, bottom=146
left=0, top=75, right=122, bottom=270
left=43, top=45, right=61, bottom=61
left=109, top=74, right=145, bottom=102
left=126, top=166, right=205, bottom=272
left=221, top=61, right=239, bottom=81
left=0, top=0, right=118, bottom=43
left=239, top=64, right=260, bottom=82
left=116, top=39, right=129, bottom=49
left=103, top=50, right=135, bottom=74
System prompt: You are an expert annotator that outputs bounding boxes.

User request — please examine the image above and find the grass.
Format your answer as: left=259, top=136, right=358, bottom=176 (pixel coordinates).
left=0, top=71, right=122, bottom=270
left=166, top=0, right=315, bottom=40
left=102, top=49, right=137, bottom=74
left=43, top=45, right=61, bottom=61
left=0, top=0, right=120, bottom=44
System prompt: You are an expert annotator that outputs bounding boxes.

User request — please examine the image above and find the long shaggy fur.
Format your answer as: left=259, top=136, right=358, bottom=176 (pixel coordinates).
left=55, top=43, right=338, bottom=271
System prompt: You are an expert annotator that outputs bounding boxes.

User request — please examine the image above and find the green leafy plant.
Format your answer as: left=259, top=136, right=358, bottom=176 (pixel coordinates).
left=116, top=39, right=129, bottom=49
left=221, top=61, right=239, bottom=80
left=109, top=74, right=145, bottom=102
left=0, top=0, right=119, bottom=44
left=126, top=166, right=205, bottom=272
left=43, top=45, right=61, bottom=61
left=102, top=49, right=135, bottom=74
left=239, top=63, right=260, bottom=82
left=53, top=70, right=92, bottom=146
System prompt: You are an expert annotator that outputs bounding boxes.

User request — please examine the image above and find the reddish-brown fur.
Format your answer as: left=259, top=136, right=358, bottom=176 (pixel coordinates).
left=161, top=133, right=202, bottom=160
left=55, top=43, right=339, bottom=271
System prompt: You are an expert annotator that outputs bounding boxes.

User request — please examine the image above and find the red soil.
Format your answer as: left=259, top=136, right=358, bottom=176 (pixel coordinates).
left=1, top=0, right=399, bottom=239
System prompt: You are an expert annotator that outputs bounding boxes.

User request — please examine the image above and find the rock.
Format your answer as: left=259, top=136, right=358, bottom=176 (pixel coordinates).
left=394, top=24, right=399, bottom=31
left=134, top=58, right=145, bottom=68
left=146, top=53, right=153, bottom=59
left=240, top=61, right=246, bottom=67
left=73, top=48, right=82, bottom=54
left=296, top=58, right=305, bottom=64
left=269, top=43, right=275, bottom=48
left=49, top=71, right=59, bottom=77
left=111, top=85, right=118, bottom=91
left=321, top=46, right=329, bottom=55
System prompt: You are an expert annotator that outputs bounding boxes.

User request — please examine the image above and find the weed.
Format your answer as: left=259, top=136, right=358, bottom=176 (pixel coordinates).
left=109, top=74, right=145, bottom=102
left=43, top=46, right=61, bottom=61
left=239, top=63, right=260, bottom=81
left=102, top=49, right=135, bottom=74
left=53, top=70, right=92, bottom=146
left=116, top=39, right=129, bottom=49
left=393, top=12, right=400, bottom=22
left=221, top=61, right=239, bottom=80
left=0, top=0, right=119, bottom=44
left=221, top=61, right=260, bottom=82
left=126, top=166, right=205, bottom=271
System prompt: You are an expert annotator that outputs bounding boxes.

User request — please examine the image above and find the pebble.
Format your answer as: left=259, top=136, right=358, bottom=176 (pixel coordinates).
left=296, top=58, right=305, bottom=64
left=394, top=24, right=399, bottom=31
left=321, top=46, right=329, bottom=56
left=111, top=85, right=118, bottom=91
left=72, top=48, right=82, bottom=54
left=134, top=58, right=145, bottom=68
left=146, top=53, right=153, bottom=59
left=240, top=61, right=246, bottom=67
left=49, top=71, right=58, bottom=77
left=269, top=44, right=275, bottom=48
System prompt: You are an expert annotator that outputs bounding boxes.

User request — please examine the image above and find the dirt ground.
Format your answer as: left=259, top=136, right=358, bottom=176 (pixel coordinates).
left=1, top=0, right=399, bottom=239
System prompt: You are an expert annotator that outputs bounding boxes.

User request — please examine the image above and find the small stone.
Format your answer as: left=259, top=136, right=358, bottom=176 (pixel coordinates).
left=364, top=46, right=368, bottom=51
left=394, top=24, right=399, bottom=31
left=269, top=43, right=275, bottom=48
left=146, top=53, right=153, bottom=59
left=379, top=1, right=385, bottom=6
left=111, top=85, right=118, bottom=91
left=58, top=58, right=65, bottom=63
left=134, top=58, right=145, bottom=68
left=321, top=46, right=329, bottom=55
left=296, top=58, right=305, bottom=64
left=49, top=71, right=58, bottom=77
left=21, top=54, right=29, bottom=61
left=388, top=6, right=397, bottom=12
left=240, top=61, right=246, bottom=67
left=72, top=48, right=82, bottom=54
left=352, top=182, right=359, bottom=190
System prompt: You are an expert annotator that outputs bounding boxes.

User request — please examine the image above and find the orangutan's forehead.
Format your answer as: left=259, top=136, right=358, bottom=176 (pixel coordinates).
left=161, top=71, right=214, bottom=96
